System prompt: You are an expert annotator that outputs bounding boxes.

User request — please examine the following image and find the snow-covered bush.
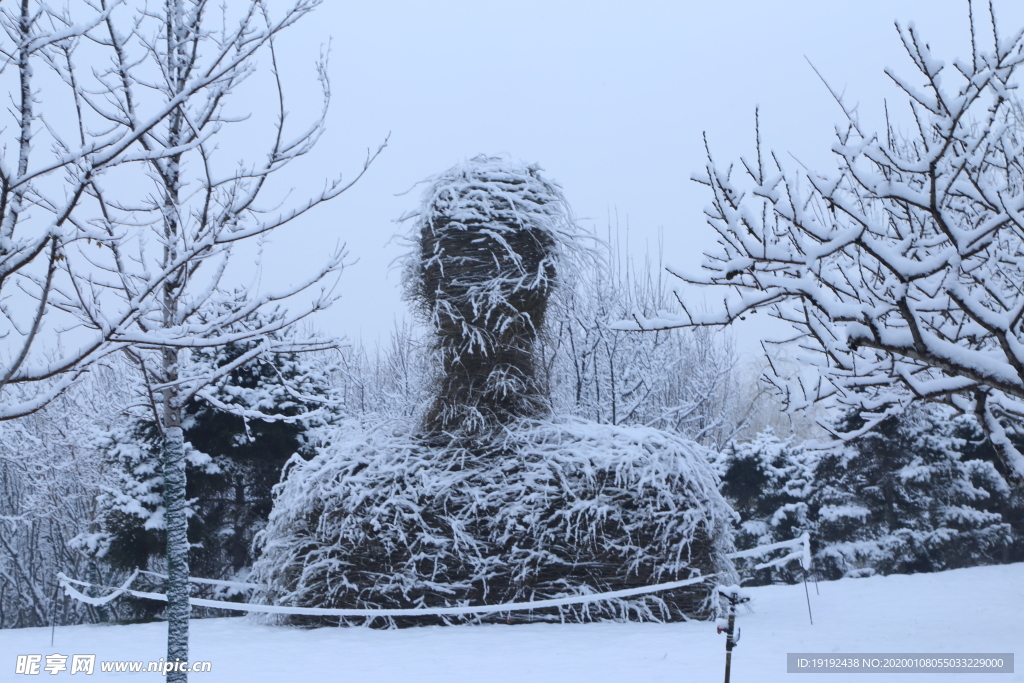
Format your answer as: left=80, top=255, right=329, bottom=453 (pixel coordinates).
left=252, top=417, right=735, bottom=625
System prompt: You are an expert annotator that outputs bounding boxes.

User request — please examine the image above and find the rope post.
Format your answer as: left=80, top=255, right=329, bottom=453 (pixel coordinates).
left=717, top=588, right=750, bottom=683
left=802, top=568, right=814, bottom=625
left=799, top=532, right=813, bottom=625
left=49, top=580, right=61, bottom=648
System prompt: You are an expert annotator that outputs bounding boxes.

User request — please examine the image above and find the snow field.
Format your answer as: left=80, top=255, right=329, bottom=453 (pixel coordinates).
left=3, top=562, right=1021, bottom=681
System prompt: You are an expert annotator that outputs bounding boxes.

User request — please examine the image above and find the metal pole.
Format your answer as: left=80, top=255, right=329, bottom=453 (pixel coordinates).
left=50, top=580, right=61, bottom=647
left=718, top=590, right=748, bottom=683
left=802, top=568, right=813, bottom=625
left=723, top=601, right=737, bottom=683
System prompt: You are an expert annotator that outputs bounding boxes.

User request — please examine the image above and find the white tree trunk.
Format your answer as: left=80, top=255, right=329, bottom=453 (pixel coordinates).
left=162, top=422, right=189, bottom=682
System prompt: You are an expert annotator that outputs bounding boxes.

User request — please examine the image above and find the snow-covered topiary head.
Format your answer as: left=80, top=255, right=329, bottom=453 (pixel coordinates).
left=405, top=156, right=577, bottom=436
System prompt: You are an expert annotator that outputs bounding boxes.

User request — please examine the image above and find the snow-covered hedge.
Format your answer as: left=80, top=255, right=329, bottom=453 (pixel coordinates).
left=252, top=416, right=736, bottom=626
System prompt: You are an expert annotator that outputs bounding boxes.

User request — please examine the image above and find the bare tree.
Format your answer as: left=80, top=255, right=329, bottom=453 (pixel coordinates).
left=0, top=360, right=133, bottom=629
left=1, top=0, right=382, bottom=678
left=548, top=225, right=751, bottom=451
left=618, top=4, right=1024, bottom=483
left=100, top=4, right=381, bottom=680
left=0, top=0, right=189, bottom=418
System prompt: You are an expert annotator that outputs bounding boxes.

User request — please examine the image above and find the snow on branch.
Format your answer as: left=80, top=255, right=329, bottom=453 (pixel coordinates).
left=0, top=0, right=377, bottom=423
left=629, top=9, right=1024, bottom=482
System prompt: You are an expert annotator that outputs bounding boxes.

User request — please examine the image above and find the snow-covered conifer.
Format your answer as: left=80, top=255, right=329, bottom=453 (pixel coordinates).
left=812, top=406, right=1012, bottom=578
left=98, top=309, right=337, bottom=589
left=951, top=416, right=1024, bottom=563
left=714, top=430, right=816, bottom=583
left=719, top=405, right=1018, bottom=583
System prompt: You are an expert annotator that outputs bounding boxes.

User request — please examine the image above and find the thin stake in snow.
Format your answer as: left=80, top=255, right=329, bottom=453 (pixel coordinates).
left=802, top=569, right=813, bottom=626
left=49, top=581, right=60, bottom=648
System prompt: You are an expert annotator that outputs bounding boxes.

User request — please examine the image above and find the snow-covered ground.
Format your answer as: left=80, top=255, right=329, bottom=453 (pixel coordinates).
left=4, top=563, right=1021, bottom=681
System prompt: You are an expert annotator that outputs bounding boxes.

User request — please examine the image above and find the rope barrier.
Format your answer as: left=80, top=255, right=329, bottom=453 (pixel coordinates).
left=137, top=569, right=258, bottom=590
left=58, top=534, right=812, bottom=618
left=58, top=572, right=718, bottom=617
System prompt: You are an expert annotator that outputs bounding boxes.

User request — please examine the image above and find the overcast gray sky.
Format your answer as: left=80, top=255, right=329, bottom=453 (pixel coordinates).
left=255, top=0, right=1024, bottom=357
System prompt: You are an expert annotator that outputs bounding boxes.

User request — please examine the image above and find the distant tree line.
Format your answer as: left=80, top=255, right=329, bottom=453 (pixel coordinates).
left=717, top=404, right=1024, bottom=585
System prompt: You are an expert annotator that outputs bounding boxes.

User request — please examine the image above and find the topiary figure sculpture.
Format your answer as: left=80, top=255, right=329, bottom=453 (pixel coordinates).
left=252, top=157, right=736, bottom=626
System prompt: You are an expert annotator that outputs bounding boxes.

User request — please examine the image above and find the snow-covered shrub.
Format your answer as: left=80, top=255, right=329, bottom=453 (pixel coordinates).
left=252, top=417, right=735, bottom=626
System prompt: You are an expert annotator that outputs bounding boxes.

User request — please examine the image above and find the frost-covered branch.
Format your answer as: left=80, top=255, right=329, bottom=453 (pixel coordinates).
left=618, top=6, right=1024, bottom=482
